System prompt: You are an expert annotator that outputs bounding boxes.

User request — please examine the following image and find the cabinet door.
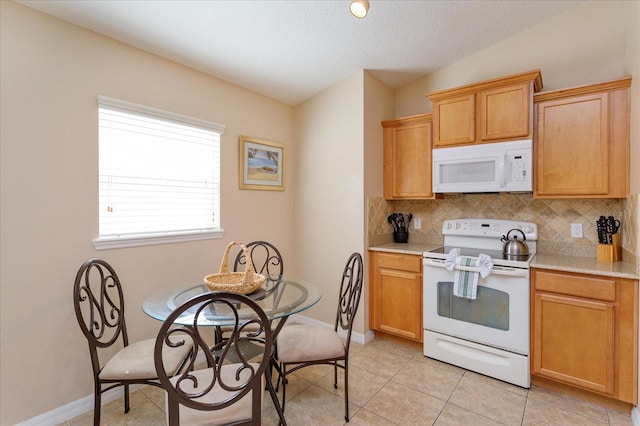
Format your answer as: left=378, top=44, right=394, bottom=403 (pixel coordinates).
left=535, top=93, right=609, bottom=196
left=533, top=292, right=615, bottom=395
left=433, top=94, right=475, bottom=147
left=383, top=118, right=433, bottom=199
left=480, top=83, right=531, bottom=141
left=376, top=268, right=422, bottom=341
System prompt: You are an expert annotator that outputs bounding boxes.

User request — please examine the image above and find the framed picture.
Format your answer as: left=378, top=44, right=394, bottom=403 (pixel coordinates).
left=239, top=136, right=285, bottom=191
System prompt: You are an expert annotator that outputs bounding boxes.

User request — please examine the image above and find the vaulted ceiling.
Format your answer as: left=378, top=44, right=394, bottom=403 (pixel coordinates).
left=19, top=0, right=582, bottom=105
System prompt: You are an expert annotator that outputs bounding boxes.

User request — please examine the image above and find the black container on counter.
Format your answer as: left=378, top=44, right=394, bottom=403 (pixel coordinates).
left=393, top=231, right=409, bottom=244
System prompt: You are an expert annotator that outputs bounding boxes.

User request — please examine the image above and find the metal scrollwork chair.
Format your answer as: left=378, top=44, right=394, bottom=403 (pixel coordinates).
left=214, top=240, right=285, bottom=346
left=154, top=291, right=273, bottom=426
left=73, top=259, right=191, bottom=426
left=275, top=252, right=364, bottom=422
left=233, top=240, right=284, bottom=283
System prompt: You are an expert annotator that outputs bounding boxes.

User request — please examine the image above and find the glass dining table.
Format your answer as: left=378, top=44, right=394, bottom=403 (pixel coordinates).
left=142, top=277, right=322, bottom=425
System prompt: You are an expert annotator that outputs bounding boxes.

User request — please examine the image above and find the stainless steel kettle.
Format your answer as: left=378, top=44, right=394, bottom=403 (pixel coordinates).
left=501, top=229, right=529, bottom=257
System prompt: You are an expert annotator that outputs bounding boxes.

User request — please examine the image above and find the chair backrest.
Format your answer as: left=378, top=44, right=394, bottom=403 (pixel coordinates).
left=334, top=252, right=364, bottom=351
left=73, top=259, right=129, bottom=369
left=154, top=291, right=273, bottom=425
left=233, top=240, right=284, bottom=280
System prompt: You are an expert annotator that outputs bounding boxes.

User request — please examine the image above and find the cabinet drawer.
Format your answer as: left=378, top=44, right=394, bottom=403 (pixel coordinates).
left=533, top=270, right=616, bottom=301
left=376, top=253, right=422, bottom=273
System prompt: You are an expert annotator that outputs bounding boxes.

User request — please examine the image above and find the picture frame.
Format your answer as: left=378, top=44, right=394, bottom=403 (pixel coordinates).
left=239, top=136, right=285, bottom=191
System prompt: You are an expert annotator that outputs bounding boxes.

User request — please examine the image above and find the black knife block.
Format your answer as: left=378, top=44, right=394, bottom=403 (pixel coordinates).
left=393, top=231, right=409, bottom=244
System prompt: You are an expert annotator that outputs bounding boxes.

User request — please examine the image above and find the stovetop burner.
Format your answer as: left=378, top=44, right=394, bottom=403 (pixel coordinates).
left=424, top=218, right=538, bottom=268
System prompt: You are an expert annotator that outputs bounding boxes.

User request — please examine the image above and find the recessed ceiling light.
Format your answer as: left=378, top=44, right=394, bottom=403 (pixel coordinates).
left=350, top=0, right=370, bottom=19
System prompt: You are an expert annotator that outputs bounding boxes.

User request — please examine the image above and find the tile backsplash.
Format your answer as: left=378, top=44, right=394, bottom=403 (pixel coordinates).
left=368, top=194, right=638, bottom=269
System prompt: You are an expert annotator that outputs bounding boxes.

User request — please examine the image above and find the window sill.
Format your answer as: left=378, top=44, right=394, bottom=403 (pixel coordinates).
left=93, top=229, right=224, bottom=250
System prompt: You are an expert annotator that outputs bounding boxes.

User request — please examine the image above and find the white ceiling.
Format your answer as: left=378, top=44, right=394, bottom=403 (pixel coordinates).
left=18, top=0, right=582, bottom=106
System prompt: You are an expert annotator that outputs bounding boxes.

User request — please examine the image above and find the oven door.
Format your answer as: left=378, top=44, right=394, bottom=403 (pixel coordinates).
left=423, top=257, right=529, bottom=354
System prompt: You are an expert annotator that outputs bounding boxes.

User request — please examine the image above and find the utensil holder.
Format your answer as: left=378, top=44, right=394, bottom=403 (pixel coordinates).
left=597, top=234, right=621, bottom=262
left=393, top=231, right=408, bottom=244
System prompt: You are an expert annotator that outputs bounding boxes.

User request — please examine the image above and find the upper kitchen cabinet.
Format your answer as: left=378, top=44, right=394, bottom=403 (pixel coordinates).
left=382, top=113, right=436, bottom=200
left=534, top=77, right=631, bottom=198
left=427, top=70, right=543, bottom=148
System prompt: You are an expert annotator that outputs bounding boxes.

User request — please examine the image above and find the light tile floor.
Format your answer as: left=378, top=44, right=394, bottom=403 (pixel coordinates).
left=60, top=338, right=634, bottom=425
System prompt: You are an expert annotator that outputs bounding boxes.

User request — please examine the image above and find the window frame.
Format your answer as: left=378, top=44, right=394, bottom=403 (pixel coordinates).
left=93, top=96, right=225, bottom=250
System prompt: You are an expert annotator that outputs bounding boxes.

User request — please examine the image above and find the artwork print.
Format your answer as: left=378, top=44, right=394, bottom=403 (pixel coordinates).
left=239, top=136, right=285, bottom=190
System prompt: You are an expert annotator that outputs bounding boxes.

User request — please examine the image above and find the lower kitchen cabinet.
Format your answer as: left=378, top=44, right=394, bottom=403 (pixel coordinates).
left=531, top=268, right=638, bottom=404
left=369, top=250, right=423, bottom=342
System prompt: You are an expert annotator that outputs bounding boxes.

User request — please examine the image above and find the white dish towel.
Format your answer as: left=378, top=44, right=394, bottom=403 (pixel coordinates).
left=444, top=248, right=493, bottom=300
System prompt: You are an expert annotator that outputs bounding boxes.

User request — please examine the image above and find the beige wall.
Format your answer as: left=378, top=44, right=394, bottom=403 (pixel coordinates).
left=363, top=71, right=395, bottom=330
left=292, top=72, right=366, bottom=329
left=396, top=1, right=629, bottom=117
left=622, top=0, right=640, bottom=419
left=0, top=2, right=294, bottom=424
left=627, top=0, right=640, bottom=192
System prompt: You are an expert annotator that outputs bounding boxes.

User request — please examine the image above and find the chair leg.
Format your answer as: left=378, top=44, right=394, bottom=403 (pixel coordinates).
left=124, top=384, right=130, bottom=413
left=333, top=361, right=338, bottom=389
left=93, top=382, right=101, bottom=426
left=281, top=364, right=287, bottom=412
left=344, top=360, right=349, bottom=422
left=275, top=361, right=287, bottom=391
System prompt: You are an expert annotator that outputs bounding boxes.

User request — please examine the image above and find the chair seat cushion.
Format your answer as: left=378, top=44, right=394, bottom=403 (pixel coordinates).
left=168, top=364, right=263, bottom=425
left=99, top=338, right=190, bottom=380
left=276, top=324, right=345, bottom=363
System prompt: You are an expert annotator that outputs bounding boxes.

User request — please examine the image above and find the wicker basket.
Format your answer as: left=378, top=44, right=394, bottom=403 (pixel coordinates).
left=204, top=241, right=266, bottom=294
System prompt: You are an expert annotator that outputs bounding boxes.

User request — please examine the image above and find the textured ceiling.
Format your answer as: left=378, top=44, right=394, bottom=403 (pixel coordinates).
left=18, top=0, right=582, bottom=106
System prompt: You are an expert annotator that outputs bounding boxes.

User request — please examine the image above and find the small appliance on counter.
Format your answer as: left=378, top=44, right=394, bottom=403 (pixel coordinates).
left=387, top=213, right=412, bottom=243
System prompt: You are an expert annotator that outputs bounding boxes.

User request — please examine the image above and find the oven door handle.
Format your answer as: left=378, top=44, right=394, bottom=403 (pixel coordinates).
left=423, top=258, right=528, bottom=278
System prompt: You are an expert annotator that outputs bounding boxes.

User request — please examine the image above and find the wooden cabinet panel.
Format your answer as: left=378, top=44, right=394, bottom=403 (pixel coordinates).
left=378, top=268, right=422, bottom=340
left=382, top=114, right=434, bottom=200
left=433, top=94, right=475, bottom=147
left=533, top=292, right=615, bottom=394
left=376, top=252, right=422, bottom=272
left=369, top=251, right=423, bottom=342
left=428, top=69, right=541, bottom=148
left=533, top=270, right=616, bottom=301
left=534, top=77, right=631, bottom=198
left=531, top=268, right=638, bottom=404
left=536, top=94, right=609, bottom=196
left=480, top=82, right=530, bottom=141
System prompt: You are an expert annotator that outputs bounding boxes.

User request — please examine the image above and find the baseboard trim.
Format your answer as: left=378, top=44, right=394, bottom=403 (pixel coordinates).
left=15, top=385, right=140, bottom=426
left=632, top=405, right=639, bottom=426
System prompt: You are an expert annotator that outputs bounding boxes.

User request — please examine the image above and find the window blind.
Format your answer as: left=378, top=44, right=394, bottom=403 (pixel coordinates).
left=97, top=97, right=224, bottom=240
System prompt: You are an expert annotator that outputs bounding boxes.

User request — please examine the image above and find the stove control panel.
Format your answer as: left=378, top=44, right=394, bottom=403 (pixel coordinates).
left=442, top=219, right=537, bottom=241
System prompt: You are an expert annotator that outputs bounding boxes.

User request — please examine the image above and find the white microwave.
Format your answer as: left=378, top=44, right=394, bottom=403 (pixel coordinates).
left=432, top=139, right=533, bottom=193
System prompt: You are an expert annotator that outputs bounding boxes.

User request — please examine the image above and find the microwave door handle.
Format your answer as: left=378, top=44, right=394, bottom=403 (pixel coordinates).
left=497, top=155, right=506, bottom=188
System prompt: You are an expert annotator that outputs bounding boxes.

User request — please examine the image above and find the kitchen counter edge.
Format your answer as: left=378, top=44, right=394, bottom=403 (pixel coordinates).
left=368, top=243, right=441, bottom=256
left=368, top=245, right=639, bottom=280
left=532, top=253, right=639, bottom=280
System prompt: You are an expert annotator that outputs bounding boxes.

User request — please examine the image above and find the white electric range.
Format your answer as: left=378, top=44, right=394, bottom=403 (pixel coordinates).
left=423, top=218, right=538, bottom=388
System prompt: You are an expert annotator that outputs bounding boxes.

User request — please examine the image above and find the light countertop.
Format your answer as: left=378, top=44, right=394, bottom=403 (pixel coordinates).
left=368, top=242, right=441, bottom=256
left=369, top=243, right=639, bottom=280
left=531, top=253, right=639, bottom=280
